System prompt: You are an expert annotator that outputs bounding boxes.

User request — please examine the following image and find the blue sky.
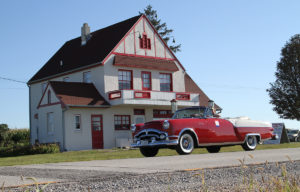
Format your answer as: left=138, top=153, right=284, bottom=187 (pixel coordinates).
left=0, top=0, right=299, bottom=129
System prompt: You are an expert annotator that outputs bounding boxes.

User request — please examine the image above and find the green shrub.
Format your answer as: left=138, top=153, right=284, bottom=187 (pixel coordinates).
left=0, top=143, right=60, bottom=157
left=0, top=129, right=29, bottom=147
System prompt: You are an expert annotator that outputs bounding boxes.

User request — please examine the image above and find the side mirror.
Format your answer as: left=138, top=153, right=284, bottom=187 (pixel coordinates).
left=216, top=108, right=222, bottom=114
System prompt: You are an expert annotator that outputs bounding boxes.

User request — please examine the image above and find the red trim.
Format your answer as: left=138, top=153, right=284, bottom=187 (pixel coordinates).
left=102, top=16, right=144, bottom=64
left=102, top=15, right=185, bottom=72
left=37, top=82, right=50, bottom=108
left=143, top=17, right=146, bottom=32
left=118, top=69, right=133, bottom=90
left=134, top=109, right=145, bottom=115
left=134, top=91, right=151, bottom=99
left=153, top=109, right=172, bottom=118
left=176, top=93, right=190, bottom=100
left=142, top=15, right=185, bottom=71
left=164, top=46, right=166, bottom=58
left=108, top=89, right=198, bottom=94
left=141, top=71, right=151, bottom=90
left=39, top=102, right=61, bottom=108
left=160, top=73, right=173, bottom=92
left=109, top=90, right=121, bottom=100
left=114, top=115, right=131, bottom=130
left=113, top=52, right=175, bottom=61
left=154, top=32, right=156, bottom=57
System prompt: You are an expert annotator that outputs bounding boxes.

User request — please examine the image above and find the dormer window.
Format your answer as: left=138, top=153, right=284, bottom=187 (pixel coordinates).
left=140, top=34, right=151, bottom=49
left=83, top=71, right=91, bottom=83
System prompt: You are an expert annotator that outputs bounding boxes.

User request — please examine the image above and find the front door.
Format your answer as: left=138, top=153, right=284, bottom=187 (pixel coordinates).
left=91, top=115, right=103, bottom=149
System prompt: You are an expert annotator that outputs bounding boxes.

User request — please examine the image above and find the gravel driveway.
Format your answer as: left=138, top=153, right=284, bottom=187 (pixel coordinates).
left=3, top=160, right=300, bottom=192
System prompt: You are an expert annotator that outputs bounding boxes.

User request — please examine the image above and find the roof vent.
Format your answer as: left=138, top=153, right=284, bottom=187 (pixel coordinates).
left=81, top=23, right=91, bottom=46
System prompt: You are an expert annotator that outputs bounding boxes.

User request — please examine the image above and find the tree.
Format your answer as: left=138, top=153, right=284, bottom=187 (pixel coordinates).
left=267, top=34, right=300, bottom=120
left=140, top=5, right=181, bottom=53
left=0, top=124, right=8, bottom=133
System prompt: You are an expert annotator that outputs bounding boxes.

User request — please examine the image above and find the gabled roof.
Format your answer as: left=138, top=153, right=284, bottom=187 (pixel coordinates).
left=113, top=54, right=179, bottom=72
left=49, top=81, right=110, bottom=107
left=28, top=15, right=141, bottom=84
left=184, top=74, right=221, bottom=109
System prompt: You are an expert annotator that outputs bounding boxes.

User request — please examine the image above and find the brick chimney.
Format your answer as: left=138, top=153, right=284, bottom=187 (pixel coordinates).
left=81, top=23, right=91, bottom=46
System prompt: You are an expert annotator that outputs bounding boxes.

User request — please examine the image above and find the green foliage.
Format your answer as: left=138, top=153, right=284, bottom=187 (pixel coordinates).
left=140, top=5, right=181, bottom=53
left=0, top=124, right=8, bottom=133
left=0, top=143, right=60, bottom=157
left=0, top=129, right=29, bottom=147
left=267, top=34, right=300, bottom=120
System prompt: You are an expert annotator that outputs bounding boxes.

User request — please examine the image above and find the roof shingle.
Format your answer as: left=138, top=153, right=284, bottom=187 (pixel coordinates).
left=113, top=54, right=179, bottom=72
left=28, top=15, right=141, bottom=83
left=50, top=81, right=110, bottom=107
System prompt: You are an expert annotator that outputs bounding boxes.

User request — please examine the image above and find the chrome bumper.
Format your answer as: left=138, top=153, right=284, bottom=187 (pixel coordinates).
left=131, top=139, right=178, bottom=148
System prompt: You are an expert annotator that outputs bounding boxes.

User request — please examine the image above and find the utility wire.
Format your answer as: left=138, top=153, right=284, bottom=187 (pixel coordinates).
left=0, top=76, right=26, bottom=84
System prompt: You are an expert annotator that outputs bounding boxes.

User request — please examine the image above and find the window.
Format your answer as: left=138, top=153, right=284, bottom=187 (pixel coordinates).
left=139, top=34, right=151, bottom=49
left=75, top=115, right=81, bottom=130
left=159, top=73, right=172, bottom=91
left=63, top=77, right=70, bottom=82
left=114, top=115, right=131, bottom=130
left=83, top=71, right=91, bottom=83
left=47, top=90, right=51, bottom=104
left=47, top=112, right=54, bottom=134
left=91, top=115, right=102, bottom=131
left=141, top=71, right=151, bottom=90
left=118, top=70, right=132, bottom=90
left=134, top=109, right=145, bottom=115
left=153, top=109, right=172, bottom=118
left=41, top=83, right=47, bottom=94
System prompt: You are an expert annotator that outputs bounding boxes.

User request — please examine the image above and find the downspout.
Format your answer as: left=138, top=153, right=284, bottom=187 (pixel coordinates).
left=62, top=107, right=68, bottom=151
left=28, top=84, right=32, bottom=144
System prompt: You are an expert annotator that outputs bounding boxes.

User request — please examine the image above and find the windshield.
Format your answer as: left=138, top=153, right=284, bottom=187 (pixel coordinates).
left=290, top=130, right=299, bottom=134
left=172, top=107, right=211, bottom=119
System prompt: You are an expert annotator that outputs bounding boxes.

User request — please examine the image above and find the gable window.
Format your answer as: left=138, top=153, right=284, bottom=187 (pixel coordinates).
left=159, top=73, right=172, bottom=91
left=41, top=83, right=47, bottom=94
left=47, top=112, right=54, bottom=134
left=114, top=115, right=130, bottom=130
left=141, top=71, right=151, bottom=90
left=139, top=34, right=151, bottom=49
left=47, top=90, right=51, bottom=104
left=83, top=71, right=91, bottom=83
left=118, top=70, right=132, bottom=90
left=75, top=115, right=81, bottom=130
left=63, top=77, right=70, bottom=82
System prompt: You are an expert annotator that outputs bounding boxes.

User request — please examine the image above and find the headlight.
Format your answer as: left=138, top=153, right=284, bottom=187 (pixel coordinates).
left=163, top=120, right=170, bottom=129
left=131, top=124, right=136, bottom=132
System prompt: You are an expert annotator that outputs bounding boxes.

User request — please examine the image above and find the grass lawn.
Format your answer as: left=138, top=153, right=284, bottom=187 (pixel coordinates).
left=0, top=143, right=299, bottom=166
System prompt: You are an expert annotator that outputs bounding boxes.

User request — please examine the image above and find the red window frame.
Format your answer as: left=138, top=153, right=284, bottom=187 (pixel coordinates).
left=139, top=34, right=151, bottom=49
left=114, top=115, right=131, bottom=130
left=134, top=91, right=151, bottom=99
left=118, top=69, right=133, bottom=90
left=134, top=109, right=145, bottom=115
left=141, top=71, right=151, bottom=90
left=159, top=73, right=173, bottom=92
left=153, top=109, right=172, bottom=118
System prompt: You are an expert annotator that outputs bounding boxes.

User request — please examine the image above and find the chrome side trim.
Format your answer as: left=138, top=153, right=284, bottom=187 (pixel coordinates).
left=131, top=140, right=178, bottom=148
left=198, top=141, right=244, bottom=147
left=178, top=128, right=199, bottom=146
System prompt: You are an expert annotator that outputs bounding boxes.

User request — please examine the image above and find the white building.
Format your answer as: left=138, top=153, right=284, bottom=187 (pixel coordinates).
left=28, top=15, right=218, bottom=151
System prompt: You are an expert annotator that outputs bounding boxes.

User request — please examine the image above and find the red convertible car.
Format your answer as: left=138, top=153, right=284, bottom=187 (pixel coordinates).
left=131, top=105, right=277, bottom=157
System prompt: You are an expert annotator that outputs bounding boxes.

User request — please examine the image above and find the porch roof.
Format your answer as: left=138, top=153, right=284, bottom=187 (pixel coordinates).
left=50, top=81, right=110, bottom=107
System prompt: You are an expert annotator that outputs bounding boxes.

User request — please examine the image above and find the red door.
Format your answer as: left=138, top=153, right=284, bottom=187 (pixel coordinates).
left=91, top=115, right=103, bottom=149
